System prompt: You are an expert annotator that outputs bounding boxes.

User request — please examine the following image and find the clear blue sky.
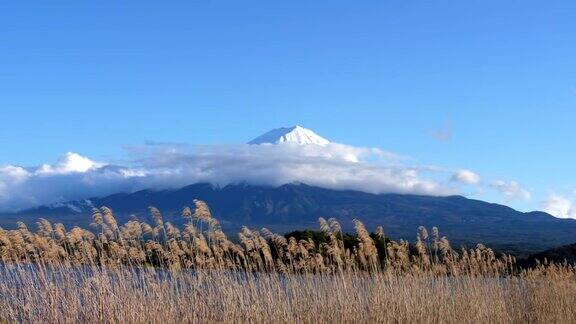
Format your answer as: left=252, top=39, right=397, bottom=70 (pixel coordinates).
left=1, top=1, right=576, bottom=212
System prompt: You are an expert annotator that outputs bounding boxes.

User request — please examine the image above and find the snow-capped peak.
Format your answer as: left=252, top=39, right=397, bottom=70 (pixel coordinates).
left=248, top=126, right=330, bottom=146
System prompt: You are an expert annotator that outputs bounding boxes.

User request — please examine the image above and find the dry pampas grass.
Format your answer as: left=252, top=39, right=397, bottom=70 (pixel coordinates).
left=0, top=200, right=574, bottom=323
left=0, top=264, right=575, bottom=323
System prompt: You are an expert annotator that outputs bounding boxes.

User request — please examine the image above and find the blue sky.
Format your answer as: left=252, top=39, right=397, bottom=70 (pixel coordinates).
left=1, top=1, right=576, bottom=215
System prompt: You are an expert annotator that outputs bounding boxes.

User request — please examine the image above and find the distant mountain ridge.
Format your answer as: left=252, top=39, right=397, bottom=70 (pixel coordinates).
left=4, top=182, right=576, bottom=256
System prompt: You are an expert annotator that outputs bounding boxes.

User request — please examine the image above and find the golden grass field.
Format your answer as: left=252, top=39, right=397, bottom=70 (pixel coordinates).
left=1, top=265, right=576, bottom=323
left=0, top=200, right=574, bottom=323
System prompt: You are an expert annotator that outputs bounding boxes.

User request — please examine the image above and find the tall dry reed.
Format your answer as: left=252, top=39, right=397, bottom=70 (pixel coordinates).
left=0, top=201, right=574, bottom=323
left=0, top=201, right=519, bottom=276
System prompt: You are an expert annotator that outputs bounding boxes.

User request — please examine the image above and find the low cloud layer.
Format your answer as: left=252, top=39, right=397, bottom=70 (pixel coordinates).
left=0, top=141, right=547, bottom=216
left=0, top=143, right=469, bottom=212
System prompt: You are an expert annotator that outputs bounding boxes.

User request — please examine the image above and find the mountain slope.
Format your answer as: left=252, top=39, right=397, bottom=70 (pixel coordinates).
left=5, top=182, right=576, bottom=255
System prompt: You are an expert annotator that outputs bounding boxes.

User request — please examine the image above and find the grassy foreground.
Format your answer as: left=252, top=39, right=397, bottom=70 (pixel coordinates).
left=0, top=200, right=575, bottom=322
left=1, top=264, right=575, bottom=323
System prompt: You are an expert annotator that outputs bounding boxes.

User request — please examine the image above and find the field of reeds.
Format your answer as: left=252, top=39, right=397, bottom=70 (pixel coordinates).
left=0, top=200, right=575, bottom=323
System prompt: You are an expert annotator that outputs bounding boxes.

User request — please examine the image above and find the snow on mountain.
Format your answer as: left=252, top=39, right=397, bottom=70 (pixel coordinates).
left=248, top=126, right=330, bottom=145
left=49, top=199, right=94, bottom=213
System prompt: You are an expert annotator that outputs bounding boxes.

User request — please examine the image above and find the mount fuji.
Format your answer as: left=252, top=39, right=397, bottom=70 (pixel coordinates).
left=248, top=125, right=330, bottom=146
left=3, top=125, right=576, bottom=256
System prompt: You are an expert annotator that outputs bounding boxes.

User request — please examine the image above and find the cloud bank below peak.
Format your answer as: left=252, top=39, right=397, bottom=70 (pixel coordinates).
left=0, top=140, right=463, bottom=212
left=0, top=127, right=536, bottom=215
left=129, top=142, right=454, bottom=196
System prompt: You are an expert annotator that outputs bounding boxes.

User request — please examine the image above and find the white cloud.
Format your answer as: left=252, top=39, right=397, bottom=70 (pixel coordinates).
left=451, top=169, right=481, bottom=185
left=0, top=143, right=468, bottom=212
left=36, top=152, right=104, bottom=175
left=541, top=195, right=576, bottom=219
left=491, top=180, right=531, bottom=201
left=128, top=143, right=455, bottom=196
left=0, top=165, right=30, bottom=182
